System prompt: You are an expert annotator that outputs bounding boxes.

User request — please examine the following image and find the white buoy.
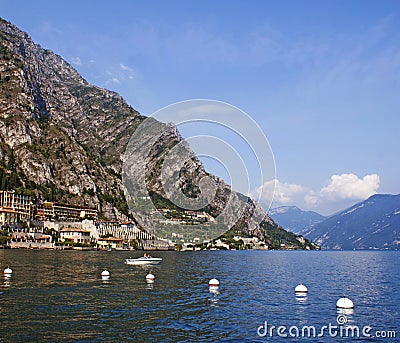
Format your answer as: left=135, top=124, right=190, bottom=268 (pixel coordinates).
left=208, top=278, right=219, bottom=287
left=101, top=270, right=110, bottom=280
left=3, top=267, right=12, bottom=276
left=336, top=296, right=354, bottom=309
left=295, top=284, right=308, bottom=294
left=146, top=273, right=155, bottom=283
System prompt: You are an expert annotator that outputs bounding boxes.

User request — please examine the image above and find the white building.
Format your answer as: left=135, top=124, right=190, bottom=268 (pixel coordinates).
left=97, top=237, right=124, bottom=250
left=60, top=228, right=92, bottom=244
left=0, top=190, right=33, bottom=224
left=96, top=221, right=153, bottom=241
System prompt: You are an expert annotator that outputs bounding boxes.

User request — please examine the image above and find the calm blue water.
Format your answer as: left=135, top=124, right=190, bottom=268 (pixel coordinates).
left=0, top=250, right=399, bottom=342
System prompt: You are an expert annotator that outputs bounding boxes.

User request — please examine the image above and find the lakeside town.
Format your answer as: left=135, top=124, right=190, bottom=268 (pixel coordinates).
left=0, top=189, right=276, bottom=251
left=0, top=189, right=174, bottom=251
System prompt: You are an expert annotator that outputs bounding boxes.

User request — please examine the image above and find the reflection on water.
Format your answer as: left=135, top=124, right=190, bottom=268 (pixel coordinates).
left=209, top=285, right=220, bottom=305
left=295, top=295, right=308, bottom=304
left=0, top=250, right=399, bottom=342
left=3, top=276, right=11, bottom=287
left=337, top=307, right=354, bottom=316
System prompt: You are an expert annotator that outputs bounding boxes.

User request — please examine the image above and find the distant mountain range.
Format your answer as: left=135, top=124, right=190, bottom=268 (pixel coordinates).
left=270, top=195, right=400, bottom=250
left=269, top=206, right=326, bottom=234
left=303, top=194, right=400, bottom=250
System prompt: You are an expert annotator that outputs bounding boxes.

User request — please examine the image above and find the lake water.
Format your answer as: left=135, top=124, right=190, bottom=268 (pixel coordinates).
left=0, top=250, right=399, bottom=342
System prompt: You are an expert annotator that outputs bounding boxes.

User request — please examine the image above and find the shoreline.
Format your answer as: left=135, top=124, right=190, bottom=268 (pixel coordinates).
left=1, top=244, right=397, bottom=252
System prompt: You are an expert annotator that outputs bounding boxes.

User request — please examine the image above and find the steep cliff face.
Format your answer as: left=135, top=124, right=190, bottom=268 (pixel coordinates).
left=0, top=18, right=315, bottom=248
left=0, top=17, right=142, bottom=219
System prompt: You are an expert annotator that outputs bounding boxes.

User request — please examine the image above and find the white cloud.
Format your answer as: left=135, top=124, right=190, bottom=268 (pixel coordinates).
left=70, top=57, right=82, bottom=66
left=120, top=63, right=134, bottom=73
left=256, top=179, right=308, bottom=205
left=274, top=180, right=307, bottom=203
left=103, top=63, right=136, bottom=88
left=320, top=173, right=380, bottom=200
left=257, top=173, right=380, bottom=215
left=304, top=191, right=318, bottom=207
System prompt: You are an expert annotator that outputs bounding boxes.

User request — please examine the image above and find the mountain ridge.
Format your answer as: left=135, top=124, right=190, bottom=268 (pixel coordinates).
left=269, top=206, right=327, bottom=234
left=0, top=17, right=316, bottom=249
left=303, top=194, right=400, bottom=250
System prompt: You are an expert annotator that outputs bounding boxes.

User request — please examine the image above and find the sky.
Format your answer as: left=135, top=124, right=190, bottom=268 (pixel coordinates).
left=1, top=0, right=399, bottom=215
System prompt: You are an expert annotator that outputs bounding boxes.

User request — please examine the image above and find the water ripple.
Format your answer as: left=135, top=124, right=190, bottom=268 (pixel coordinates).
left=0, top=250, right=398, bottom=342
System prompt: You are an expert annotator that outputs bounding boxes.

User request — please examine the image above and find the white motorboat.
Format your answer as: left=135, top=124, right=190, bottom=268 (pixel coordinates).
left=124, top=256, right=163, bottom=265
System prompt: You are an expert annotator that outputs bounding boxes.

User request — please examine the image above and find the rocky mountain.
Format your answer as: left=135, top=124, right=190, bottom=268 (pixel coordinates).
left=269, top=206, right=326, bottom=234
left=0, top=17, right=143, bottom=220
left=0, top=17, right=316, bottom=249
left=303, top=194, right=400, bottom=250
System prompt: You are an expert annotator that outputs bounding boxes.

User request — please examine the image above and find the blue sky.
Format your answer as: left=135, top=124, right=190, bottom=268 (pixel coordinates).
left=1, top=0, right=399, bottom=215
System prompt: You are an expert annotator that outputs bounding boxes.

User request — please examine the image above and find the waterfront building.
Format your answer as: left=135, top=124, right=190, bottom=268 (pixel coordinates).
left=0, top=190, right=33, bottom=225
left=36, top=202, right=98, bottom=221
left=141, top=238, right=173, bottom=250
left=97, top=237, right=124, bottom=250
left=60, top=228, right=92, bottom=244
left=95, top=221, right=153, bottom=241
left=95, top=221, right=173, bottom=250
